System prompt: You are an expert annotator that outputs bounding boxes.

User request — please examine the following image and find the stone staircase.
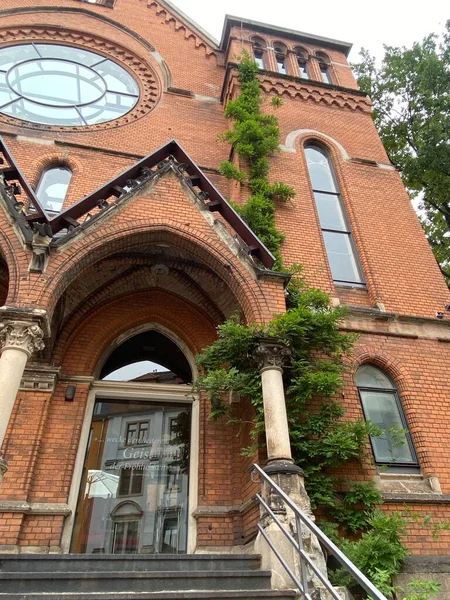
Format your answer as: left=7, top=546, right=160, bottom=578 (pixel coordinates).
left=0, top=553, right=297, bottom=599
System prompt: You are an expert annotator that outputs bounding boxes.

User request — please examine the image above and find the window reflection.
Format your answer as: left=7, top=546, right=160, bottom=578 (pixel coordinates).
left=356, top=365, right=419, bottom=469
left=36, top=167, right=72, bottom=214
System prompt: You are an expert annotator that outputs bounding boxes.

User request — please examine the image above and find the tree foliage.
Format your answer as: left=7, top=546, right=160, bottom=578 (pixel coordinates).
left=352, top=23, right=450, bottom=282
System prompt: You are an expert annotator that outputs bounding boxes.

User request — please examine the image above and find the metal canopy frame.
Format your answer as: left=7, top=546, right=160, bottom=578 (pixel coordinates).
left=0, top=136, right=275, bottom=269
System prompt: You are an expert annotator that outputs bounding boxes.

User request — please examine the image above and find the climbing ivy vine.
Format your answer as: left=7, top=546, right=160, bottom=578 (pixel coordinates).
left=219, top=52, right=294, bottom=269
left=198, top=53, right=441, bottom=599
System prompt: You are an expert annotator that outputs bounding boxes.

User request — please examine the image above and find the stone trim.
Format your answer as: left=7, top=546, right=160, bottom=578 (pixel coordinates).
left=20, top=364, right=60, bottom=392
left=383, top=493, right=450, bottom=504
left=342, top=309, right=450, bottom=342
left=193, top=498, right=258, bottom=518
left=0, top=501, right=71, bottom=515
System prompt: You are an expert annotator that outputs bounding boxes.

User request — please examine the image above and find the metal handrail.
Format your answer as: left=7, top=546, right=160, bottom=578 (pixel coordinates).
left=252, top=463, right=388, bottom=600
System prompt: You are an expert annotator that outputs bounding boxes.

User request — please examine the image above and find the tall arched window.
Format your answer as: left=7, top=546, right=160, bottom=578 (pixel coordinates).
left=251, top=37, right=266, bottom=70
left=356, top=365, right=419, bottom=470
left=305, top=145, right=364, bottom=286
left=273, top=43, right=287, bottom=75
left=294, top=47, right=309, bottom=78
left=36, top=166, right=72, bottom=214
left=316, top=52, right=332, bottom=84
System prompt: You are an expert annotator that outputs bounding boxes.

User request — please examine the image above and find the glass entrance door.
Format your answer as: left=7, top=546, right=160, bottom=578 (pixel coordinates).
left=71, top=400, right=191, bottom=554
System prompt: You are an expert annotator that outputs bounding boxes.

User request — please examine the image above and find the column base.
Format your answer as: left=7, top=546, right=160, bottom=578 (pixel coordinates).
left=0, top=455, right=7, bottom=486
left=257, top=465, right=328, bottom=596
left=264, top=460, right=304, bottom=477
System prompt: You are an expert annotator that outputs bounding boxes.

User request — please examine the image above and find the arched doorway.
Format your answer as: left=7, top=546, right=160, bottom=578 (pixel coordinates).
left=70, top=328, right=195, bottom=555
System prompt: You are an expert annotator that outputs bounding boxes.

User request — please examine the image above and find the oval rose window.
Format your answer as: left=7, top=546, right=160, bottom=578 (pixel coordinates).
left=0, top=44, right=139, bottom=126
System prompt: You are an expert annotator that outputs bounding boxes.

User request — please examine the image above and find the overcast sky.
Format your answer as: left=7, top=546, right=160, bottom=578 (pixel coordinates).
left=171, top=1, right=448, bottom=61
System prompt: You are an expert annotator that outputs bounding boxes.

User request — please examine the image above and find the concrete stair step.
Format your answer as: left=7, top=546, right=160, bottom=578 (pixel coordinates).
left=0, top=569, right=273, bottom=594
left=0, top=592, right=297, bottom=600
left=0, top=553, right=261, bottom=573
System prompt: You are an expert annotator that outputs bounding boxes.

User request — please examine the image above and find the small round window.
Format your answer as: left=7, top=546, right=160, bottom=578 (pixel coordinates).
left=0, top=44, right=139, bottom=127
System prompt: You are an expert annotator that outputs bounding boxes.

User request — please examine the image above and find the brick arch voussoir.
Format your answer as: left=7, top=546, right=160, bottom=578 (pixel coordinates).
left=42, top=222, right=270, bottom=324
left=0, top=226, right=20, bottom=304
left=57, top=289, right=218, bottom=376
left=350, top=346, right=414, bottom=395
left=28, top=153, right=83, bottom=188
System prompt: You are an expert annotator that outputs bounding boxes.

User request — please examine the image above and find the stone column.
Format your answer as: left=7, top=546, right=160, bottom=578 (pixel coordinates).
left=254, top=338, right=293, bottom=467
left=253, top=338, right=328, bottom=596
left=0, top=318, right=45, bottom=484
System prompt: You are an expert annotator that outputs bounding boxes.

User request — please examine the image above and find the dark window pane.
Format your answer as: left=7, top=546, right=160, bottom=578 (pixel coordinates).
left=314, top=192, right=347, bottom=231
left=36, top=167, right=72, bottom=213
left=360, top=390, right=416, bottom=464
left=137, top=422, right=149, bottom=445
left=305, top=147, right=338, bottom=193
left=118, top=468, right=132, bottom=496
left=125, top=521, right=139, bottom=553
left=131, top=469, right=143, bottom=495
left=322, top=231, right=363, bottom=283
left=126, top=423, right=138, bottom=445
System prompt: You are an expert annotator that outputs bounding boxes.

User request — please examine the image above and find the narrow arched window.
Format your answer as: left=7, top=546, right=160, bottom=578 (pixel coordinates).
left=273, top=43, right=287, bottom=75
left=36, top=166, right=72, bottom=214
left=305, top=145, right=364, bottom=286
left=294, top=47, right=309, bottom=78
left=356, top=365, right=419, bottom=471
left=317, top=52, right=332, bottom=84
left=251, top=37, right=266, bottom=70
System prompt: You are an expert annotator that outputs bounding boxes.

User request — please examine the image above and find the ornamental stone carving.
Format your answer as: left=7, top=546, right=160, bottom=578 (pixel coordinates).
left=0, top=455, right=7, bottom=484
left=0, top=321, right=45, bottom=356
left=253, top=338, right=291, bottom=371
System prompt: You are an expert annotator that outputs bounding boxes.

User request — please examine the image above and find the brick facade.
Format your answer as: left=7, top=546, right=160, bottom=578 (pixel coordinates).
left=0, top=0, right=449, bottom=557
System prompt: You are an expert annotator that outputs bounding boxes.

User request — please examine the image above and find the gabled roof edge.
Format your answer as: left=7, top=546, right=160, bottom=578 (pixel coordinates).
left=0, top=136, right=276, bottom=270
left=153, top=0, right=220, bottom=49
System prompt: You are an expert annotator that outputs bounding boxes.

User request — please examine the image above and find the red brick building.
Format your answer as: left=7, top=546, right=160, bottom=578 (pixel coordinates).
left=0, top=0, right=449, bottom=574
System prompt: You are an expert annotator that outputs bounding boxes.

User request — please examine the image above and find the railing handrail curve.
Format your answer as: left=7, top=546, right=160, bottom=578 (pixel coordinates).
left=253, top=463, right=388, bottom=600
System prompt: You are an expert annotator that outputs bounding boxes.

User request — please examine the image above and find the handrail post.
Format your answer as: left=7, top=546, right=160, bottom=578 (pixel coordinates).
left=253, top=338, right=328, bottom=595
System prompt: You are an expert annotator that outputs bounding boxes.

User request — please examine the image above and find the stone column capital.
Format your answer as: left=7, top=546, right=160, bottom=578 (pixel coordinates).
left=0, top=320, right=45, bottom=357
left=253, top=337, right=291, bottom=372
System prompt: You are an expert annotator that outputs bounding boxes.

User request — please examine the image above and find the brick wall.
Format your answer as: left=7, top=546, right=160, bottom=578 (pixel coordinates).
left=0, top=0, right=449, bottom=554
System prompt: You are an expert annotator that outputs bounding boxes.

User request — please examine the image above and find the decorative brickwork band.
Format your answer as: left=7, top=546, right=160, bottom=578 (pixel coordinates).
left=0, top=321, right=45, bottom=357
left=253, top=338, right=291, bottom=372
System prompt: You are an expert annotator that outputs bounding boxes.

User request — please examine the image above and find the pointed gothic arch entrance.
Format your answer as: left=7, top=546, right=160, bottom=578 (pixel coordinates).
left=66, top=325, right=199, bottom=555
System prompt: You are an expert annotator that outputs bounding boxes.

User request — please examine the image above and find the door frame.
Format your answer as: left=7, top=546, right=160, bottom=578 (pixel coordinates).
left=61, top=380, right=200, bottom=554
